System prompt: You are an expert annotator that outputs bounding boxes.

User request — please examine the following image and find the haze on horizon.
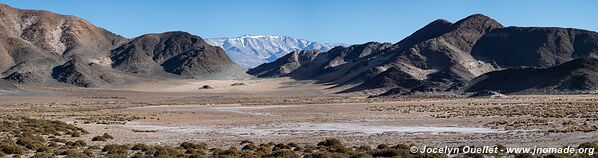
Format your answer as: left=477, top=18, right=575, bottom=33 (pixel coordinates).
left=1, top=0, right=596, bottom=44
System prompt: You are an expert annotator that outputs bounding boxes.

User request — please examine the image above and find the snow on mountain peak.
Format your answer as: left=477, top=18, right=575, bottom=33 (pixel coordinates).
left=206, top=35, right=345, bottom=68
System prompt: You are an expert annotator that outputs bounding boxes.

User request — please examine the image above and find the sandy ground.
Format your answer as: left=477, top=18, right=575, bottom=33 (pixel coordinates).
left=111, top=77, right=337, bottom=96
left=0, top=77, right=340, bottom=104
left=1, top=78, right=597, bottom=148
left=60, top=95, right=597, bottom=148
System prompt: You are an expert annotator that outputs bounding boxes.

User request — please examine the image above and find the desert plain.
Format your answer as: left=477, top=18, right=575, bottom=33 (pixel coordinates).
left=2, top=78, right=597, bottom=149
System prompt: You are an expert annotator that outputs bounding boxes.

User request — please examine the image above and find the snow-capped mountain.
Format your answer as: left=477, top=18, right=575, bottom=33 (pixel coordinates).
left=206, top=35, right=345, bottom=68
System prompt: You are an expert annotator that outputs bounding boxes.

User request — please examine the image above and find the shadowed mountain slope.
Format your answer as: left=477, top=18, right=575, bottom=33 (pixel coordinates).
left=247, top=50, right=321, bottom=78
left=466, top=57, right=598, bottom=93
left=111, top=31, right=249, bottom=79
left=252, top=14, right=598, bottom=95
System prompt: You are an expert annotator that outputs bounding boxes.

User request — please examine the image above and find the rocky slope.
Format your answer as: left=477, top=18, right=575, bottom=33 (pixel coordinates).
left=0, top=4, right=249, bottom=87
left=466, top=57, right=598, bottom=93
left=252, top=14, right=598, bottom=95
left=247, top=50, right=321, bottom=77
left=0, top=4, right=126, bottom=84
left=287, top=42, right=394, bottom=85
left=472, top=27, right=598, bottom=67
left=284, top=14, right=502, bottom=94
left=51, top=58, right=130, bottom=87
left=206, top=35, right=343, bottom=68
left=111, top=31, right=249, bottom=79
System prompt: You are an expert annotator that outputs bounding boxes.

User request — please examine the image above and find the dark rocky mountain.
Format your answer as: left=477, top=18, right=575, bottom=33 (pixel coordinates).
left=0, top=4, right=249, bottom=87
left=252, top=14, right=598, bottom=95
left=247, top=50, right=321, bottom=77
left=466, top=57, right=598, bottom=93
left=341, top=67, right=423, bottom=94
left=472, top=27, right=598, bottom=68
left=111, top=31, right=248, bottom=79
left=51, top=58, right=130, bottom=87
left=348, top=14, right=503, bottom=94
left=278, top=14, right=503, bottom=94
left=287, top=42, right=393, bottom=85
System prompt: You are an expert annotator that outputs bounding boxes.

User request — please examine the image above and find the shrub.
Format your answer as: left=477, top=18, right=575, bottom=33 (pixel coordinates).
left=102, top=133, right=114, bottom=139
left=274, top=143, right=292, bottom=150
left=15, top=134, right=46, bottom=150
left=357, top=145, right=372, bottom=152
left=105, top=153, right=128, bottom=158
left=0, top=143, right=27, bottom=155
left=242, top=143, right=259, bottom=150
left=293, top=146, right=303, bottom=151
left=54, top=149, right=68, bottom=155
left=190, top=154, right=207, bottom=158
left=154, top=146, right=183, bottom=157
left=218, top=147, right=241, bottom=156
left=240, top=140, right=254, bottom=145
left=102, top=144, right=128, bottom=155
left=305, top=151, right=329, bottom=158
left=90, top=133, right=113, bottom=142
left=303, top=145, right=317, bottom=153
left=317, top=138, right=343, bottom=148
left=377, top=144, right=389, bottom=149
left=271, top=149, right=301, bottom=158
left=47, top=142, right=59, bottom=148
left=255, top=146, right=273, bottom=156
left=371, top=148, right=404, bottom=157
left=65, top=140, right=87, bottom=147
left=31, top=152, right=53, bottom=158
left=16, top=139, right=44, bottom=150
left=153, top=146, right=183, bottom=157
left=288, top=142, right=299, bottom=148
left=131, top=152, right=145, bottom=158
left=35, top=146, right=51, bottom=152
left=305, top=151, right=349, bottom=158
left=70, top=131, right=81, bottom=137
left=185, top=148, right=207, bottom=155
left=239, top=152, right=260, bottom=158
left=91, top=136, right=107, bottom=141
left=196, top=142, right=208, bottom=150
left=351, top=152, right=374, bottom=158
left=131, top=143, right=151, bottom=151
left=180, top=142, right=207, bottom=150
left=83, top=148, right=95, bottom=157
left=65, top=150, right=90, bottom=158
left=578, top=142, right=598, bottom=150
left=50, top=138, right=67, bottom=143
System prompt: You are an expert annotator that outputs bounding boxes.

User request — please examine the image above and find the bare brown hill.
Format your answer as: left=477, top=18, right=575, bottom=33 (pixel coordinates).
left=0, top=4, right=249, bottom=87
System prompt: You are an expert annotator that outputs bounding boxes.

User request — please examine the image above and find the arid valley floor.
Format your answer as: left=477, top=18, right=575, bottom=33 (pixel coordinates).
left=2, top=78, right=597, bottom=151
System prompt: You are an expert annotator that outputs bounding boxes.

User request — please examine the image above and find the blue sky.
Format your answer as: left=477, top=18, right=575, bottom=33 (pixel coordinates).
left=1, top=0, right=596, bottom=44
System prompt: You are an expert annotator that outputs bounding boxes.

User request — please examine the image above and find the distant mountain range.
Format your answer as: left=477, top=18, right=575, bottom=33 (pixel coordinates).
left=0, top=3, right=597, bottom=95
left=250, top=14, right=598, bottom=95
left=206, top=35, right=344, bottom=68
